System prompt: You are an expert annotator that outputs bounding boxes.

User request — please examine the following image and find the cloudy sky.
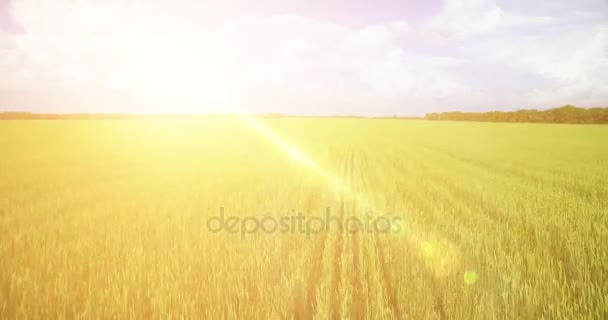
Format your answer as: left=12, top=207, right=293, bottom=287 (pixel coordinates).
left=1, top=0, right=607, bottom=115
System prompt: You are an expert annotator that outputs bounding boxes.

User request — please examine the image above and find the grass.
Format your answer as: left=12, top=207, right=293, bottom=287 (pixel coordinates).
left=0, top=118, right=607, bottom=319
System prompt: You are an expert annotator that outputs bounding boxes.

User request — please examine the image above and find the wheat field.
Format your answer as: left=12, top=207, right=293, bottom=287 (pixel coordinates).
left=0, top=118, right=607, bottom=319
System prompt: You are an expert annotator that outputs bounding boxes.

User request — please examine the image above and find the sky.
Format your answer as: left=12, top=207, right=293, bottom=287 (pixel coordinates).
left=0, top=0, right=607, bottom=115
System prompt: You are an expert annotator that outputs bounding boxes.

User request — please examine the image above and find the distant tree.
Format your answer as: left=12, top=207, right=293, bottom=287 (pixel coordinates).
left=424, top=105, right=608, bottom=124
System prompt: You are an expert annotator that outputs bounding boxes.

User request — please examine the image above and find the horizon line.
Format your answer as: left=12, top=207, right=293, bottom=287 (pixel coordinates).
left=0, top=104, right=606, bottom=119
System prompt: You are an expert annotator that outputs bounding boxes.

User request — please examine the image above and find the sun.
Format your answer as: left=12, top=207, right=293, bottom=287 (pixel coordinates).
left=115, top=22, right=235, bottom=114
left=13, top=0, right=236, bottom=114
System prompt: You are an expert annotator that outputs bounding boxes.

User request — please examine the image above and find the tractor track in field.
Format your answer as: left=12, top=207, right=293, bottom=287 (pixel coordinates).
left=351, top=232, right=365, bottom=320
left=355, top=151, right=402, bottom=318
left=296, top=148, right=439, bottom=320
left=348, top=150, right=368, bottom=320
left=356, top=148, right=446, bottom=319
left=373, top=235, right=402, bottom=318
left=350, top=149, right=403, bottom=320
left=329, top=201, right=344, bottom=320
left=292, top=232, right=327, bottom=320
left=328, top=150, right=354, bottom=320
left=428, top=275, right=448, bottom=320
left=292, top=150, right=353, bottom=320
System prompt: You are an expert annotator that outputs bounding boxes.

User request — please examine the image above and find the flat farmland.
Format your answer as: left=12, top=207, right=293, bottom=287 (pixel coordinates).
left=0, top=118, right=606, bottom=319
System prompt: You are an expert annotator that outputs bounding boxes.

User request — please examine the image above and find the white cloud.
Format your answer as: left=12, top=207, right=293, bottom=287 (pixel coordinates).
left=426, top=0, right=505, bottom=39
left=210, top=15, right=480, bottom=114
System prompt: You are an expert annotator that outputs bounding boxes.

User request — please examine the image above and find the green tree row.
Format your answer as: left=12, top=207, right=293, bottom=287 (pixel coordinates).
left=425, top=105, right=608, bottom=124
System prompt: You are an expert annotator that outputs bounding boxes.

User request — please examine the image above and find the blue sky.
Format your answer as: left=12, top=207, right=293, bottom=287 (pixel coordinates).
left=0, top=0, right=607, bottom=115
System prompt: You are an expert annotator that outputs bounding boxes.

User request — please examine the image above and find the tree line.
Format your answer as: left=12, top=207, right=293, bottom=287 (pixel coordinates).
left=2, top=106, right=608, bottom=123
left=425, top=105, right=608, bottom=124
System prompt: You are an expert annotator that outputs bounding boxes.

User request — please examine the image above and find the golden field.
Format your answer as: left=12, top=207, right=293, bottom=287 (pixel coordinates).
left=0, top=118, right=607, bottom=319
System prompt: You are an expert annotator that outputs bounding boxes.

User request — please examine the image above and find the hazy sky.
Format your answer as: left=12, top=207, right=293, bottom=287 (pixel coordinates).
left=1, top=0, right=607, bottom=115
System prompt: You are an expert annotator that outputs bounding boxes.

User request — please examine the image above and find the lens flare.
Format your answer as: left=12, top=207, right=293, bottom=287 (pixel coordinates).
left=231, top=108, right=463, bottom=280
